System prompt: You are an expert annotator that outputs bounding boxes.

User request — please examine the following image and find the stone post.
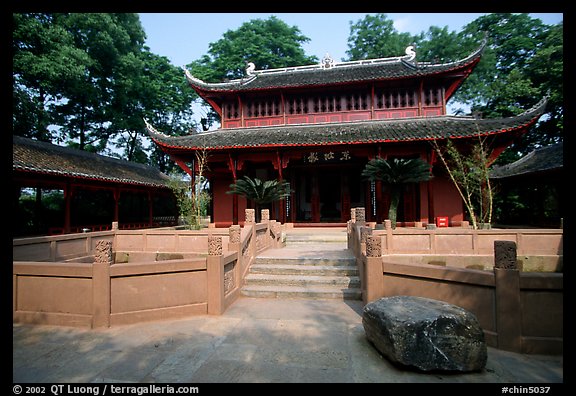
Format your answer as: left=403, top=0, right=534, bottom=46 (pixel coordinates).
left=493, top=240, right=522, bottom=352
left=494, top=241, right=517, bottom=270
left=92, top=240, right=112, bottom=328
left=229, top=225, right=241, bottom=245
left=356, top=207, right=366, bottom=223
left=111, top=221, right=119, bottom=231
left=228, top=225, right=242, bottom=299
left=261, top=209, right=270, bottom=222
left=208, top=235, right=223, bottom=256
left=228, top=225, right=241, bottom=256
left=364, top=235, right=384, bottom=304
left=94, top=240, right=113, bottom=264
left=207, top=235, right=224, bottom=315
left=360, top=226, right=372, bottom=255
left=351, top=208, right=357, bottom=223
left=271, top=221, right=282, bottom=247
left=245, top=209, right=255, bottom=224
left=384, top=219, right=392, bottom=230
left=366, top=234, right=381, bottom=258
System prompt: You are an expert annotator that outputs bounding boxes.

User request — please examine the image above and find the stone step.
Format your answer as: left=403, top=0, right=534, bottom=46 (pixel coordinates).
left=244, top=273, right=360, bottom=287
left=254, top=256, right=355, bottom=267
left=285, top=233, right=348, bottom=244
left=255, top=246, right=355, bottom=266
left=241, top=284, right=362, bottom=300
left=243, top=229, right=361, bottom=300
left=249, top=263, right=359, bottom=276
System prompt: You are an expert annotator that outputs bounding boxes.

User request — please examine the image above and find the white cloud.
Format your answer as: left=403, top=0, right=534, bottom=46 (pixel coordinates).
left=392, top=17, right=413, bottom=33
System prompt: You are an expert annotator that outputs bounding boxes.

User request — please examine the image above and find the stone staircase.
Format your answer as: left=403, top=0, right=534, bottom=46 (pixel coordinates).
left=241, top=229, right=362, bottom=300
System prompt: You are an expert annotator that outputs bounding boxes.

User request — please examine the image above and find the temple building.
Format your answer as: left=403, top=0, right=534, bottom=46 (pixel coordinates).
left=13, top=136, right=177, bottom=236
left=146, top=39, right=547, bottom=227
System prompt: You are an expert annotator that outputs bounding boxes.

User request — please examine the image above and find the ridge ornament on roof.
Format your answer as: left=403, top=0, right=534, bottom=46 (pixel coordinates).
left=246, top=62, right=256, bottom=76
left=182, top=37, right=486, bottom=94
left=404, top=45, right=416, bottom=62
left=321, top=53, right=335, bottom=69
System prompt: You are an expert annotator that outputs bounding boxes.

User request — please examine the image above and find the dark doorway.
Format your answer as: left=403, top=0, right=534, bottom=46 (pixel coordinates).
left=319, top=173, right=341, bottom=222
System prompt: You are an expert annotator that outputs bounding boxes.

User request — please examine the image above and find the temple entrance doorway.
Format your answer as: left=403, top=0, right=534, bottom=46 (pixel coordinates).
left=292, top=165, right=365, bottom=224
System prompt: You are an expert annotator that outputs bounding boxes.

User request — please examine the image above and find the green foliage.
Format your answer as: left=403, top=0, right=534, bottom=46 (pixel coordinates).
left=361, top=157, right=432, bottom=228
left=457, top=14, right=563, bottom=158
left=188, top=16, right=318, bottom=82
left=187, top=16, right=318, bottom=129
left=345, top=13, right=563, bottom=160
left=227, top=176, right=292, bottom=205
left=12, top=13, right=197, bottom=169
left=227, top=176, right=291, bottom=222
left=167, top=172, right=212, bottom=230
left=346, top=14, right=417, bottom=60
left=432, top=139, right=494, bottom=229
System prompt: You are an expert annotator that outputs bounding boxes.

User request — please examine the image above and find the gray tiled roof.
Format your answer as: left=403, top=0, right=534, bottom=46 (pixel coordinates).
left=13, top=136, right=170, bottom=188
left=186, top=42, right=485, bottom=93
left=147, top=97, right=547, bottom=151
left=490, top=141, right=563, bottom=179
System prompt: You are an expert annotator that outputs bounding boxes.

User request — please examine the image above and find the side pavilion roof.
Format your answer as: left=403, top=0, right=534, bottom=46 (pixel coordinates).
left=490, top=141, right=563, bottom=179
left=13, top=136, right=171, bottom=188
left=146, top=97, right=547, bottom=152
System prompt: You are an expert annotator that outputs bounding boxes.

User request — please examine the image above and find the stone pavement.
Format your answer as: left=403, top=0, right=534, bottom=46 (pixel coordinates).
left=13, top=297, right=563, bottom=383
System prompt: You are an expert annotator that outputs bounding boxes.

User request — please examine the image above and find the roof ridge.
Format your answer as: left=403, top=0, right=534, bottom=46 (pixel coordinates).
left=13, top=135, right=157, bottom=170
left=184, top=37, right=487, bottom=87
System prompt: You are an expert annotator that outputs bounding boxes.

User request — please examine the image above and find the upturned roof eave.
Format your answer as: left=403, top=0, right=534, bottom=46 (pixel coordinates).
left=184, top=38, right=487, bottom=95
left=13, top=136, right=172, bottom=189
left=13, top=165, right=170, bottom=189
left=146, top=96, right=545, bottom=153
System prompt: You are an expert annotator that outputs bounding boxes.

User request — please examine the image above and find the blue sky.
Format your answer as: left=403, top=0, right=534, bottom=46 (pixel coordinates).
left=138, top=13, right=563, bottom=68
left=137, top=13, right=563, bottom=127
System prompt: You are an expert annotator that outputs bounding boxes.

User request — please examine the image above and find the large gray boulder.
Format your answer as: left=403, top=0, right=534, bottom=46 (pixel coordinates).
left=362, top=296, right=487, bottom=372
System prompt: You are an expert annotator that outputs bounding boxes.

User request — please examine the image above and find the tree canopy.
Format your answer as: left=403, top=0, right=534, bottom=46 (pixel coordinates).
left=186, top=16, right=319, bottom=129
left=13, top=13, right=197, bottom=172
left=13, top=13, right=562, bottom=170
left=345, top=13, right=562, bottom=161
left=188, top=16, right=318, bottom=82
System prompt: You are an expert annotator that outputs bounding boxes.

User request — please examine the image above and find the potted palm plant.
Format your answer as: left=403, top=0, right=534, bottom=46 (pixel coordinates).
left=227, top=176, right=292, bottom=222
left=361, top=157, right=433, bottom=229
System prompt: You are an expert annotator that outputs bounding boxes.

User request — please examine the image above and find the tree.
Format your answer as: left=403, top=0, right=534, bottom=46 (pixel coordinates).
left=136, top=50, right=198, bottom=171
left=52, top=13, right=147, bottom=152
left=227, top=176, right=292, bottom=222
left=13, top=13, right=198, bottom=168
left=431, top=138, right=494, bottom=229
left=12, top=13, right=91, bottom=141
left=344, top=13, right=563, bottom=159
left=361, top=157, right=432, bottom=229
left=187, top=16, right=318, bottom=129
left=345, top=14, right=416, bottom=61
left=457, top=14, right=563, bottom=160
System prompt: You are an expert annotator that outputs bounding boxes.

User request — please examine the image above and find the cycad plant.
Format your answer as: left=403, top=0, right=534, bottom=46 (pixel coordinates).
left=362, top=157, right=433, bottom=228
left=227, top=176, right=292, bottom=222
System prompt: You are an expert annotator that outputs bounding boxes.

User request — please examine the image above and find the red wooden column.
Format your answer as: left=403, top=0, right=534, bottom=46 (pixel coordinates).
left=228, top=154, right=239, bottom=225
